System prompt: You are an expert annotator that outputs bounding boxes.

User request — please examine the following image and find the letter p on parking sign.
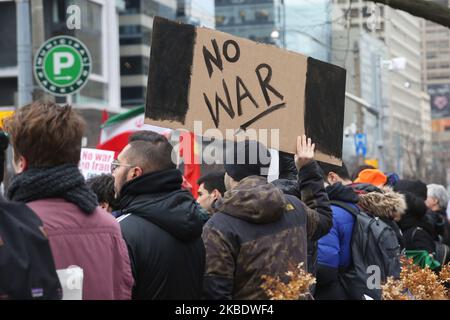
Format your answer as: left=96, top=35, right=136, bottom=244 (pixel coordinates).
left=34, top=36, right=91, bottom=96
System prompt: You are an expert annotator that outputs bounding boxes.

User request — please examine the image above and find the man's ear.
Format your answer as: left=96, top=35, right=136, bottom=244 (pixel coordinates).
left=211, top=189, right=221, bottom=201
left=14, top=155, right=28, bottom=174
left=130, top=166, right=143, bottom=179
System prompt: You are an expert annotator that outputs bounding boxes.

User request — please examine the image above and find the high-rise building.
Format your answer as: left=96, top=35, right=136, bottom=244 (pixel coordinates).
left=119, top=0, right=177, bottom=108
left=215, top=0, right=284, bottom=46
left=283, top=0, right=332, bottom=61
left=119, top=0, right=215, bottom=108
left=331, top=0, right=432, bottom=179
left=215, top=0, right=331, bottom=61
left=176, top=0, right=215, bottom=28
left=421, top=0, right=450, bottom=185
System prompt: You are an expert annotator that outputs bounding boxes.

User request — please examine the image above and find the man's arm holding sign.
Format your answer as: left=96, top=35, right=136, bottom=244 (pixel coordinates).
left=295, top=135, right=332, bottom=241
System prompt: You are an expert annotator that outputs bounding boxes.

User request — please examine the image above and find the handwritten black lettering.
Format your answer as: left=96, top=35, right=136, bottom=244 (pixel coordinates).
left=236, top=76, right=259, bottom=116
left=223, top=40, right=240, bottom=63
left=203, top=39, right=223, bottom=78
left=255, top=63, right=284, bottom=106
left=239, top=102, right=287, bottom=131
left=203, top=79, right=235, bottom=128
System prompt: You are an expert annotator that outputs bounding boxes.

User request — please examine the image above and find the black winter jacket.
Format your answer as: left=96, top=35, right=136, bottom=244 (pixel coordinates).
left=118, top=169, right=205, bottom=300
left=397, top=192, right=435, bottom=253
left=426, top=209, right=450, bottom=245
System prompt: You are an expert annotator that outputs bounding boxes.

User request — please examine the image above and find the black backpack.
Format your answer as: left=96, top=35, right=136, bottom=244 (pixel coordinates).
left=332, top=200, right=402, bottom=300
left=410, top=227, right=450, bottom=267
left=0, top=201, right=62, bottom=299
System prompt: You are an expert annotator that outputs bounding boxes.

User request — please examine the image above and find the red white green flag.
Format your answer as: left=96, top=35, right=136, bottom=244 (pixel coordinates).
left=96, top=106, right=170, bottom=157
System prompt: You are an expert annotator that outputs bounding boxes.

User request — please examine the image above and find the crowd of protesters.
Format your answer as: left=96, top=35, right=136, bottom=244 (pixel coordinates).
left=1, top=101, right=450, bottom=300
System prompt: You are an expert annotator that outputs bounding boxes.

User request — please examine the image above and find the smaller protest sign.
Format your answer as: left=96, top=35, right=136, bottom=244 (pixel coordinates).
left=79, top=148, right=115, bottom=179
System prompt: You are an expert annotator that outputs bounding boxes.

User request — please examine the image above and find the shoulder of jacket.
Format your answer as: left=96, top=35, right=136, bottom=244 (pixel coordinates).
left=204, top=212, right=237, bottom=230
left=331, top=204, right=357, bottom=221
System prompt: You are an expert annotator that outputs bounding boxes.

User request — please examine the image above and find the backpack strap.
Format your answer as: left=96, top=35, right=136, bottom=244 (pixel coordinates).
left=331, top=200, right=379, bottom=259
left=330, top=200, right=359, bottom=217
left=411, top=226, right=422, bottom=242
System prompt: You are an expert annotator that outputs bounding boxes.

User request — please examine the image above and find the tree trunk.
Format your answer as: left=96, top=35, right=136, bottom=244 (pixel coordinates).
left=364, top=0, right=450, bottom=28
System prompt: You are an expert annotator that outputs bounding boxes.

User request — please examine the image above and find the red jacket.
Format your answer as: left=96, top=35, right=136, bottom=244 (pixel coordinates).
left=27, top=198, right=133, bottom=300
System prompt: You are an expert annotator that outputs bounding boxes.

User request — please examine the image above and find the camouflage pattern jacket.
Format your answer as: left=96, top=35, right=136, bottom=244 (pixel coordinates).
left=202, top=162, right=332, bottom=300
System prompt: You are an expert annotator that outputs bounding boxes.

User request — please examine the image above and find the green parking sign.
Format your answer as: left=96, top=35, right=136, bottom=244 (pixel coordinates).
left=34, top=36, right=91, bottom=96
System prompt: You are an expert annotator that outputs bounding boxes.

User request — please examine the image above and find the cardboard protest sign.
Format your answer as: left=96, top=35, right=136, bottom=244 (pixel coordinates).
left=79, top=148, right=114, bottom=179
left=145, top=17, right=346, bottom=165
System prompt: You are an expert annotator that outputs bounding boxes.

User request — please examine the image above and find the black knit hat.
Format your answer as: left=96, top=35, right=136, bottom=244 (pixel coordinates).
left=223, top=140, right=271, bottom=182
left=393, top=179, right=427, bottom=201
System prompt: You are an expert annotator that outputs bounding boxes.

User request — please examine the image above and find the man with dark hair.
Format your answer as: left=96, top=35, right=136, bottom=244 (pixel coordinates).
left=3, top=102, right=133, bottom=300
left=129, top=130, right=195, bottom=192
left=315, top=161, right=358, bottom=299
left=129, top=130, right=170, bottom=144
left=86, top=174, right=118, bottom=213
left=113, top=134, right=205, bottom=299
left=202, top=136, right=332, bottom=299
left=319, top=161, right=352, bottom=186
left=196, top=171, right=226, bottom=214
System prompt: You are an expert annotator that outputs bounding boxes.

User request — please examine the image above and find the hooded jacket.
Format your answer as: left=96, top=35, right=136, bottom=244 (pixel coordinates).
left=426, top=208, right=450, bottom=246
left=396, top=192, right=436, bottom=253
left=354, top=185, right=406, bottom=249
left=332, top=184, right=406, bottom=300
left=393, top=180, right=437, bottom=253
left=203, top=162, right=332, bottom=299
left=202, top=176, right=309, bottom=300
left=118, top=169, right=205, bottom=300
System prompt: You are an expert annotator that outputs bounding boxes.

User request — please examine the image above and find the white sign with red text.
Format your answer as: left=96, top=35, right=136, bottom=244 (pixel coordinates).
left=79, top=148, right=115, bottom=179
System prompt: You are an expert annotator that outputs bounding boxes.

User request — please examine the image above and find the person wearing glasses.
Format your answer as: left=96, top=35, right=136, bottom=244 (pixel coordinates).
left=113, top=131, right=205, bottom=300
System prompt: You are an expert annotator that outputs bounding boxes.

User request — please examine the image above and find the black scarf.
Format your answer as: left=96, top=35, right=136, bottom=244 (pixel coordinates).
left=7, top=164, right=98, bottom=214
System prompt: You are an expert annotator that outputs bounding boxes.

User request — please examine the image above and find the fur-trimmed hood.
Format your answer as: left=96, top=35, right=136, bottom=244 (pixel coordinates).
left=357, top=187, right=407, bottom=221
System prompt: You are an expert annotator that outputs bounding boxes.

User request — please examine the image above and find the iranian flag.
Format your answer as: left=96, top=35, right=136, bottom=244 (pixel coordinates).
left=97, top=106, right=171, bottom=157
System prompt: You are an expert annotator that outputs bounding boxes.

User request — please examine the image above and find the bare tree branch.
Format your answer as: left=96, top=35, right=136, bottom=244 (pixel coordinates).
left=364, top=0, right=450, bottom=28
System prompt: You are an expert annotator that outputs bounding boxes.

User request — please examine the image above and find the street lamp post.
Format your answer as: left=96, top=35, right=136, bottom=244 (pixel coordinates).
left=371, top=52, right=384, bottom=172
left=16, top=0, right=33, bottom=108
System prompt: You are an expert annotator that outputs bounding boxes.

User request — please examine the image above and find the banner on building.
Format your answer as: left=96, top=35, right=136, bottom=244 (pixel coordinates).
left=144, top=17, right=346, bottom=165
left=428, top=84, right=450, bottom=120
left=79, top=148, right=115, bottom=179
left=431, top=119, right=450, bottom=132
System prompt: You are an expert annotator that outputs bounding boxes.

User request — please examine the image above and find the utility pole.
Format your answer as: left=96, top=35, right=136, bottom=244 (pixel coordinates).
left=30, top=0, right=53, bottom=102
left=16, top=0, right=33, bottom=107
left=282, top=0, right=286, bottom=49
left=353, top=42, right=365, bottom=166
left=371, top=52, right=384, bottom=171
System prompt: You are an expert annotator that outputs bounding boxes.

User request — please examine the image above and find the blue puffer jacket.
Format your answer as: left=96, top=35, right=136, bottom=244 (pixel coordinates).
left=315, top=183, right=358, bottom=300
left=318, top=201, right=356, bottom=269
